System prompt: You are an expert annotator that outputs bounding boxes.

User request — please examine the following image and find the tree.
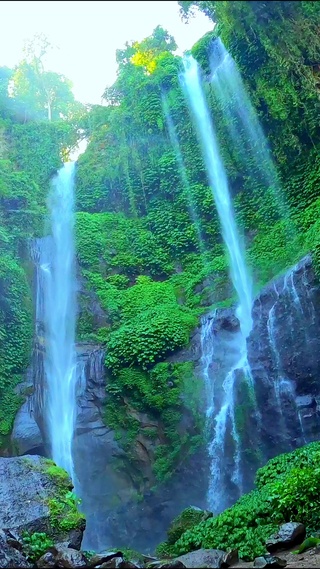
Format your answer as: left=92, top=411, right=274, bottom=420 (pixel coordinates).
left=10, top=33, right=81, bottom=122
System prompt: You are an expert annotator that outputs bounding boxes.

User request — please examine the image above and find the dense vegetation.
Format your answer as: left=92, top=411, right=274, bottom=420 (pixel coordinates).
left=0, top=0, right=320, bottom=506
left=156, top=441, right=320, bottom=560
left=0, top=34, right=82, bottom=446
left=74, top=1, right=320, bottom=484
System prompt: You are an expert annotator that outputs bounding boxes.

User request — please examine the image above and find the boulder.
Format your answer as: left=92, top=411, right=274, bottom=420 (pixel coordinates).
left=253, top=555, right=287, bottom=568
left=174, top=548, right=226, bottom=568
left=35, top=550, right=56, bottom=568
left=221, top=549, right=238, bottom=567
left=0, top=530, right=32, bottom=568
left=89, top=551, right=123, bottom=567
left=266, top=522, right=306, bottom=553
left=0, top=455, right=85, bottom=544
left=166, top=507, right=213, bottom=546
left=49, top=546, right=87, bottom=567
left=99, top=559, right=124, bottom=569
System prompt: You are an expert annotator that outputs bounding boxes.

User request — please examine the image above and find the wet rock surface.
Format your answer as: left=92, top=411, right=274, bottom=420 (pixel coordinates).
left=248, top=255, right=320, bottom=458
left=0, top=530, right=32, bottom=568
left=11, top=400, right=43, bottom=456
left=266, top=523, right=306, bottom=553
left=253, top=555, right=287, bottom=568
left=174, top=548, right=229, bottom=568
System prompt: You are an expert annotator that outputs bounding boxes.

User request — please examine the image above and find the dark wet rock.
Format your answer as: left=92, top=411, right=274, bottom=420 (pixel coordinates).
left=11, top=400, right=43, bottom=455
left=248, top=255, right=320, bottom=460
left=52, top=546, right=87, bottom=567
left=36, top=546, right=87, bottom=568
left=0, top=530, right=32, bottom=568
left=67, top=528, right=83, bottom=551
left=253, top=555, right=287, bottom=568
left=99, top=558, right=124, bottom=569
left=118, top=561, right=142, bottom=569
left=221, top=549, right=239, bottom=567
left=266, top=522, right=306, bottom=553
left=174, top=548, right=226, bottom=568
left=2, top=529, right=23, bottom=551
left=89, top=551, right=123, bottom=567
left=35, top=550, right=56, bottom=568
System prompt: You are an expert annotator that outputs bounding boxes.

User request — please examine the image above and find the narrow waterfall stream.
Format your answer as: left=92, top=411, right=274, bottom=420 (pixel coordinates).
left=209, top=38, right=292, bottom=226
left=181, top=56, right=254, bottom=508
left=42, top=162, right=78, bottom=479
left=181, top=56, right=253, bottom=338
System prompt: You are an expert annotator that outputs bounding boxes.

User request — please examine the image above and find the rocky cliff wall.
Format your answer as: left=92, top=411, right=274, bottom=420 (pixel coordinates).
left=11, top=254, right=320, bottom=553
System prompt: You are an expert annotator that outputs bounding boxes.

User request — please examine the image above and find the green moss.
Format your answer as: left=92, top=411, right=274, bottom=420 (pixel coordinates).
left=39, top=460, right=86, bottom=534
left=104, top=361, right=203, bottom=483
left=47, top=490, right=85, bottom=533
left=45, top=463, right=71, bottom=486
left=168, top=506, right=213, bottom=545
left=293, top=537, right=320, bottom=554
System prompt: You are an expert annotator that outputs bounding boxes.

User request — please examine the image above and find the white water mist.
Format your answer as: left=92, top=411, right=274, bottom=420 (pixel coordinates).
left=43, top=162, right=77, bottom=478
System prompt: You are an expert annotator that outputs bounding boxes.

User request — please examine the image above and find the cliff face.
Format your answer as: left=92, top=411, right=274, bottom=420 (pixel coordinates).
left=195, top=255, right=320, bottom=510
left=248, top=255, right=320, bottom=455
left=11, top=254, right=320, bottom=553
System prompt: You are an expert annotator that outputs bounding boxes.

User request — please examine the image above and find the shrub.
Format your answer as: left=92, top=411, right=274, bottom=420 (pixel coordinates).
left=22, top=532, right=54, bottom=562
left=170, top=442, right=320, bottom=560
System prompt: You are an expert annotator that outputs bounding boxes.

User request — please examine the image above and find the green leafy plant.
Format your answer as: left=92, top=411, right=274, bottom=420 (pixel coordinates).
left=21, top=532, right=54, bottom=562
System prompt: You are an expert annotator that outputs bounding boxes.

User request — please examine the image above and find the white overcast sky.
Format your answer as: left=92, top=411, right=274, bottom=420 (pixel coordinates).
left=0, top=1, right=213, bottom=104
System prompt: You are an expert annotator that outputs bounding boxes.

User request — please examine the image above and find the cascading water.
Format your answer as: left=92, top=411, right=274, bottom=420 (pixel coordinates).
left=41, top=162, right=78, bottom=479
left=181, top=56, right=252, bottom=337
left=199, top=314, right=217, bottom=420
left=209, top=38, right=292, bottom=226
left=181, top=56, right=253, bottom=508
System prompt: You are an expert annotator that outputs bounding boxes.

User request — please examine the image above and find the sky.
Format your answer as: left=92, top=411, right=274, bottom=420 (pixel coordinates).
left=0, top=1, right=213, bottom=105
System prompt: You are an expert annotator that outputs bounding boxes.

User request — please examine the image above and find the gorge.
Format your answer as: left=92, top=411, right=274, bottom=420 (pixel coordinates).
left=0, top=0, right=320, bottom=566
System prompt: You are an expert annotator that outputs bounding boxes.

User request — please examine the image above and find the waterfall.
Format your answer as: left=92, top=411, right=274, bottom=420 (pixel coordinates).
left=209, top=38, right=291, bottom=225
left=181, top=56, right=252, bottom=337
left=42, top=162, right=78, bottom=479
left=181, top=56, right=253, bottom=507
left=199, top=314, right=217, bottom=421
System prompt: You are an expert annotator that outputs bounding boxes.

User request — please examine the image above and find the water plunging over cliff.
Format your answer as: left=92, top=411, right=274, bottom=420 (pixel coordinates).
left=181, top=56, right=252, bottom=337
left=181, top=56, right=253, bottom=508
left=209, top=38, right=290, bottom=224
left=42, top=162, right=77, bottom=478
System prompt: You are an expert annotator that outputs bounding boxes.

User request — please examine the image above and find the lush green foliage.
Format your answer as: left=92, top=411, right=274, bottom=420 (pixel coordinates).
left=22, top=532, right=54, bottom=562
left=48, top=490, right=84, bottom=534
left=170, top=442, right=320, bottom=560
left=44, top=460, right=85, bottom=533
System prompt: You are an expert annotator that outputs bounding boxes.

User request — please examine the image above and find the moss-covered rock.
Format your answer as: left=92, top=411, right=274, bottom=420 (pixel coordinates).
left=155, top=506, right=213, bottom=557
left=0, top=455, right=85, bottom=547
